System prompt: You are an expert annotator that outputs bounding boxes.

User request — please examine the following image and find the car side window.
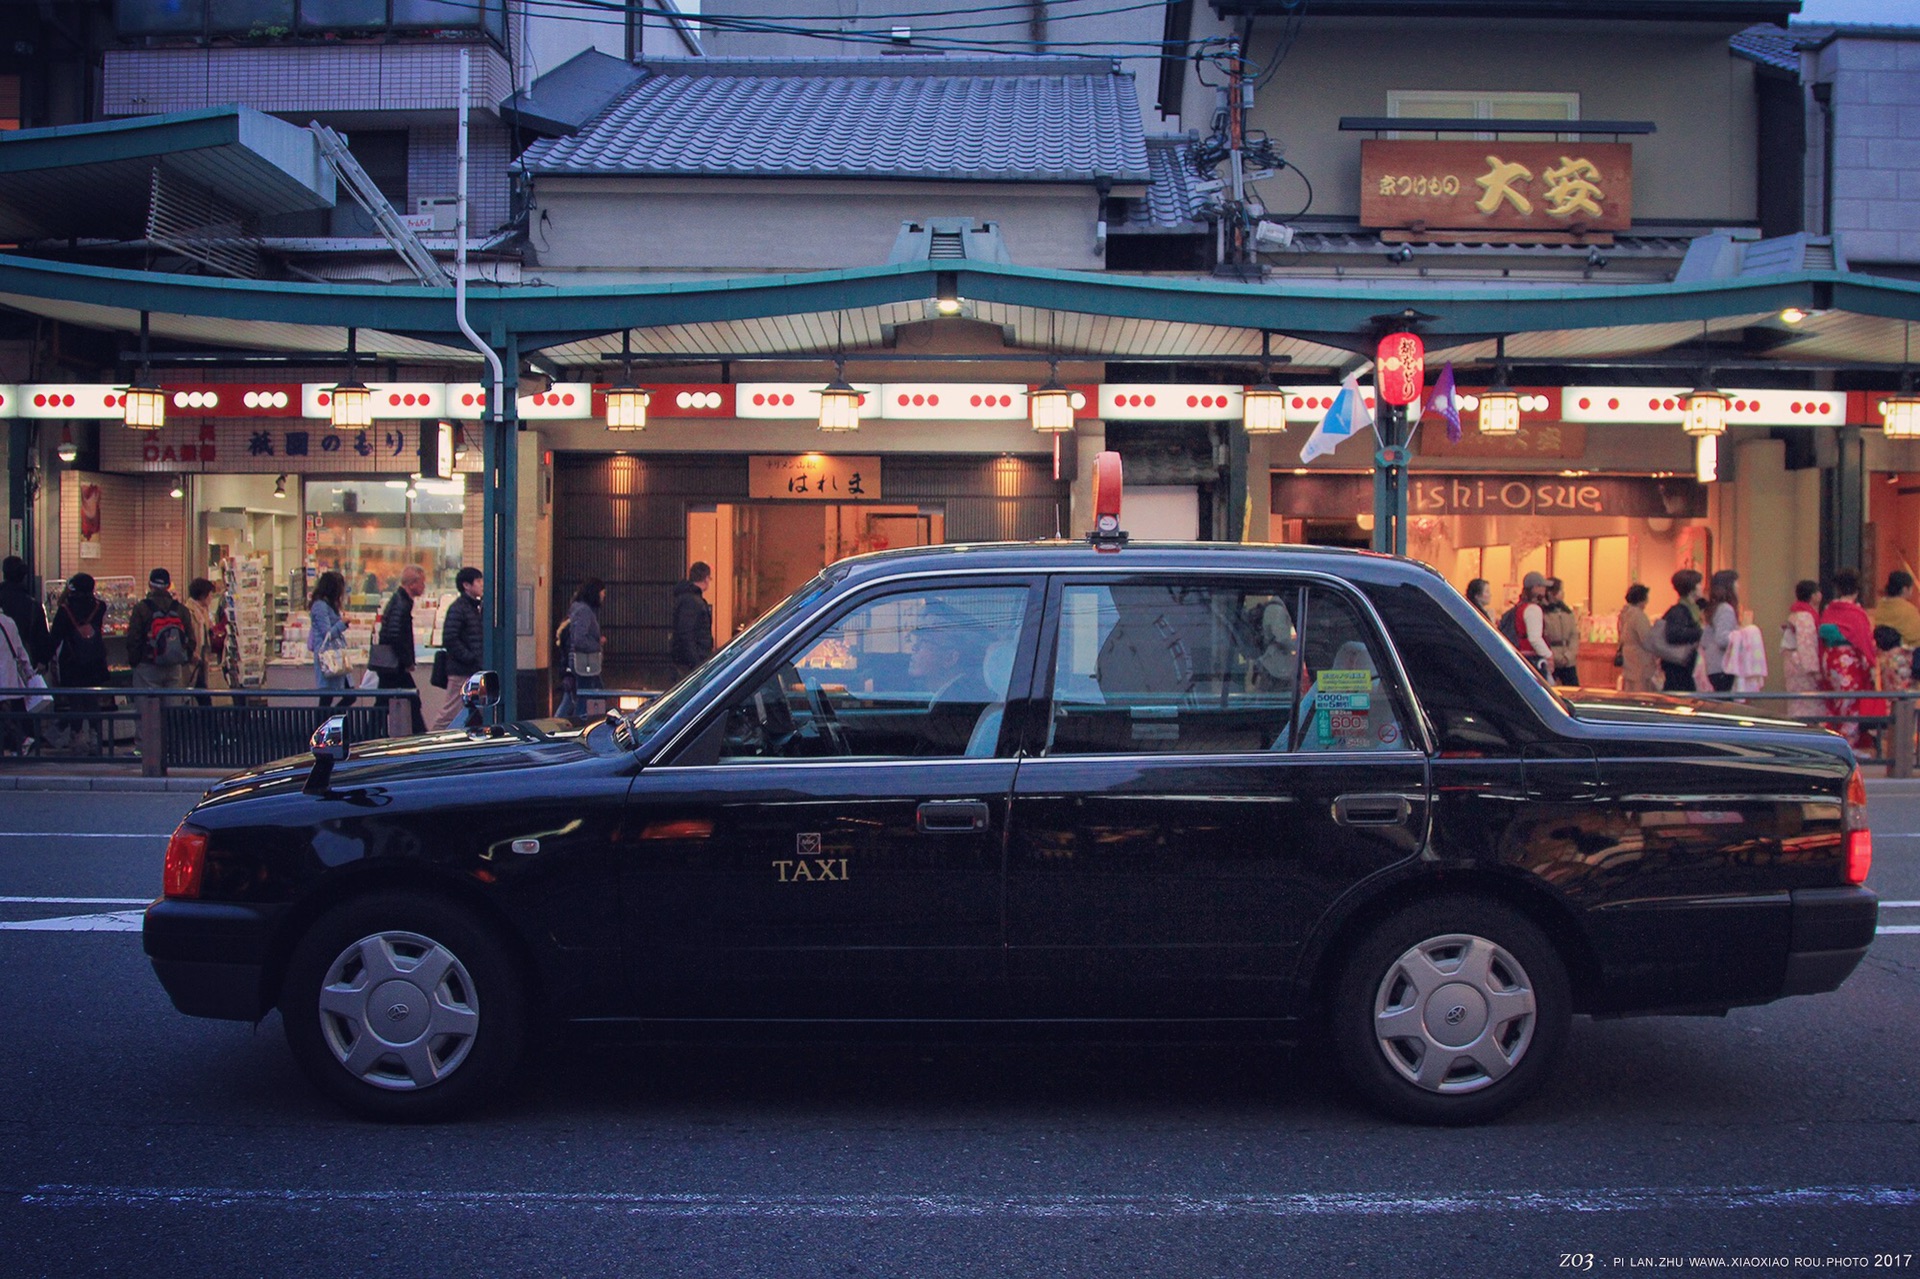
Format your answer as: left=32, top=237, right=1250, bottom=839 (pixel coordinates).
left=1291, top=585, right=1415, bottom=753
left=1044, top=581, right=1303, bottom=755
left=712, top=585, right=1030, bottom=761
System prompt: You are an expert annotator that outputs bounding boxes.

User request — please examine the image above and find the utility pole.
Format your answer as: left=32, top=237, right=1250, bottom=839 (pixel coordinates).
left=1226, top=39, right=1247, bottom=268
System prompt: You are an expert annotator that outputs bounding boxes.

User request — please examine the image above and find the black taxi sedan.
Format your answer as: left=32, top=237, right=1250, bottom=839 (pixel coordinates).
left=144, top=540, right=1878, bottom=1125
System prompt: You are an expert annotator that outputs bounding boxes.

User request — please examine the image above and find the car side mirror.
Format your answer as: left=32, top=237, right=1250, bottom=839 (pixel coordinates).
left=312, top=714, right=349, bottom=761
left=305, top=714, right=348, bottom=795
left=461, top=670, right=501, bottom=709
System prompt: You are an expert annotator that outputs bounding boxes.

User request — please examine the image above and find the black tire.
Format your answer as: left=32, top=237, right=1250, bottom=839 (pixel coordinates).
left=280, top=891, right=528, bottom=1122
left=1329, top=895, right=1570, bottom=1126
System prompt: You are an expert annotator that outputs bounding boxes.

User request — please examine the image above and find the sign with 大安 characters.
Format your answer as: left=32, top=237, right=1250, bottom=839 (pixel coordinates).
left=1360, top=141, right=1633, bottom=234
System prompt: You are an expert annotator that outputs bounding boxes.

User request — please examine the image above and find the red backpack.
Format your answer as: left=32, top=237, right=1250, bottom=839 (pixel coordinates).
left=148, top=607, right=191, bottom=666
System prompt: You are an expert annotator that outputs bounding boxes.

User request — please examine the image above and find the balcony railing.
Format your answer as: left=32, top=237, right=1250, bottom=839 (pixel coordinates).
left=114, top=0, right=505, bottom=42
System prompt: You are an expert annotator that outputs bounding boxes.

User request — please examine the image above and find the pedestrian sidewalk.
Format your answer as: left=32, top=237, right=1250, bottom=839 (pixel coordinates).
left=0, top=768, right=228, bottom=793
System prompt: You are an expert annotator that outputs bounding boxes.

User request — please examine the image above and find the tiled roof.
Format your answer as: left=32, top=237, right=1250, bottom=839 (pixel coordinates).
left=1731, top=23, right=1825, bottom=71
left=519, top=57, right=1149, bottom=183
left=1118, top=137, right=1213, bottom=233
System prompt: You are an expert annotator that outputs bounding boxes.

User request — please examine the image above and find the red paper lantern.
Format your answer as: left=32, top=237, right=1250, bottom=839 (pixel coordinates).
left=1375, top=332, right=1426, bottom=407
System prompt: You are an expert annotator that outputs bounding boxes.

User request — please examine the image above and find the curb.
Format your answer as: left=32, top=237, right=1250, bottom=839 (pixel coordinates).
left=0, top=774, right=223, bottom=793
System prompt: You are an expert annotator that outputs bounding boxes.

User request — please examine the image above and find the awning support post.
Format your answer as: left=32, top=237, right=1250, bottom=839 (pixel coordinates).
left=1372, top=404, right=1410, bottom=557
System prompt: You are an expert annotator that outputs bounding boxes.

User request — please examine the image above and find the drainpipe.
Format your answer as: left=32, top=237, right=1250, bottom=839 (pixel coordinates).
left=454, top=51, right=504, bottom=433
left=454, top=48, right=516, bottom=715
left=1812, top=81, right=1834, bottom=236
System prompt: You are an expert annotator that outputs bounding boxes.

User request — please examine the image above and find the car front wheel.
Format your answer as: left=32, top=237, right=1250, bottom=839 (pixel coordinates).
left=281, top=892, right=527, bottom=1121
left=1330, top=895, right=1570, bottom=1125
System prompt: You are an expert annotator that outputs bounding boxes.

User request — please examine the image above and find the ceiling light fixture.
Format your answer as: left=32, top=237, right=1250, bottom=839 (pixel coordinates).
left=1883, top=322, right=1920, bottom=442
left=1478, top=335, right=1521, bottom=436
left=122, top=311, right=165, bottom=430
left=604, top=329, right=650, bottom=430
left=1242, top=330, right=1287, bottom=434
left=329, top=327, right=372, bottom=430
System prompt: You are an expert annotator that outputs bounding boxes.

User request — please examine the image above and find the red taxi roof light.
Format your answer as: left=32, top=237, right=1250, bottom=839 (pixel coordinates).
left=163, top=825, right=208, bottom=900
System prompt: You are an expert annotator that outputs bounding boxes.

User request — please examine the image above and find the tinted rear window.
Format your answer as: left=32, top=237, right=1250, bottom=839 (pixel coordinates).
left=1361, top=581, right=1545, bottom=754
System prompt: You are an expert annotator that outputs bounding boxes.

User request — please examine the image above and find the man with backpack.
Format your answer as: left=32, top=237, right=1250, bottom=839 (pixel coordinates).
left=126, top=567, right=195, bottom=689
left=1497, top=572, right=1554, bottom=678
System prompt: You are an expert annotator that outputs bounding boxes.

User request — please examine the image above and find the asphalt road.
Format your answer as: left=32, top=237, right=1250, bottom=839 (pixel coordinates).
left=0, top=787, right=1914, bottom=1279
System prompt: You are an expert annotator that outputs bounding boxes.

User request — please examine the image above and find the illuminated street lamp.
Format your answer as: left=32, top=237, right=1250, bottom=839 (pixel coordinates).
left=604, top=330, right=649, bottom=430
left=1029, top=360, right=1075, bottom=434
left=818, top=356, right=862, bottom=432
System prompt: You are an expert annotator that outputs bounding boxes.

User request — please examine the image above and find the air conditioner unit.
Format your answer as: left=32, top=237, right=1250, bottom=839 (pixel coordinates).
left=413, top=196, right=458, bottom=233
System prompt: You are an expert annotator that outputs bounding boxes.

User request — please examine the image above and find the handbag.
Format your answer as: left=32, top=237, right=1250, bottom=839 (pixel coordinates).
left=2, top=624, right=48, bottom=712
left=367, top=642, right=399, bottom=672
left=430, top=649, right=449, bottom=689
left=318, top=645, right=351, bottom=678
left=570, top=650, right=603, bottom=679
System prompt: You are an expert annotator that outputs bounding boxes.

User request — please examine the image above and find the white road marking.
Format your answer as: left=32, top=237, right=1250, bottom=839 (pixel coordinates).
left=1878, top=925, right=1920, bottom=935
left=0, top=896, right=150, bottom=905
left=1878, top=900, right=1920, bottom=908
left=16, top=1183, right=1920, bottom=1218
left=0, top=910, right=143, bottom=932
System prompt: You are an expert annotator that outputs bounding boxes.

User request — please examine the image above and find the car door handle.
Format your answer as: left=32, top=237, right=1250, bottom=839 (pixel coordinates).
left=917, top=800, right=991, bottom=834
left=1333, top=793, right=1413, bottom=826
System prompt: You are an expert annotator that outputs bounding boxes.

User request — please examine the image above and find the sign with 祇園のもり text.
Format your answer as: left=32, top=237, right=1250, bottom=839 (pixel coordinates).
left=1360, top=141, right=1632, bottom=233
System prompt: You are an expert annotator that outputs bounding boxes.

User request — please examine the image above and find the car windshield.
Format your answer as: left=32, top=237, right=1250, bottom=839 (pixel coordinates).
left=617, top=568, right=841, bottom=749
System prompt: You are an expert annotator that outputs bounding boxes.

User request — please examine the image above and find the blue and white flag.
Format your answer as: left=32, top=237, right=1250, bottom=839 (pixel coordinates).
left=1428, top=362, right=1461, bottom=443
left=1299, top=374, right=1373, bottom=463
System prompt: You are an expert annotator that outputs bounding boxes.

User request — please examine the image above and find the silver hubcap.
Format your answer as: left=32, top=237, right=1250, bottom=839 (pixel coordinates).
left=317, top=930, right=479, bottom=1091
left=1372, top=932, right=1537, bottom=1095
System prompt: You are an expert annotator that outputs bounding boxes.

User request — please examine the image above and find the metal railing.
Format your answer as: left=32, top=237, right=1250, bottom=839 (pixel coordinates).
left=1657, top=688, right=1920, bottom=776
left=4, top=682, right=1912, bottom=777
left=0, top=686, right=419, bottom=777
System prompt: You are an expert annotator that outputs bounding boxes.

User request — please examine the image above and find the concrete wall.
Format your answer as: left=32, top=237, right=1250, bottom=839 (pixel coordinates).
left=1202, top=18, right=1763, bottom=226
left=530, top=177, right=1104, bottom=271
left=1810, top=35, right=1920, bottom=266
left=1730, top=436, right=1822, bottom=691
left=515, top=4, right=624, bottom=90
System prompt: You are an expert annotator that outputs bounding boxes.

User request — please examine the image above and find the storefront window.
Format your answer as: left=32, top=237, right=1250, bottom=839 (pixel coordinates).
left=304, top=477, right=467, bottom=607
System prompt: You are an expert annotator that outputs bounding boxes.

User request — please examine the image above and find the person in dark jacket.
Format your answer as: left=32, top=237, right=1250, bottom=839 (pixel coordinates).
left=0, top=556, right=51, bottom=669
left=126, top=567, right=194, bottom=690
left=47, top=573, right=112, bottom=752
left=429, top=567, right=484, bottom=731
left=1657, top=568, right=1705, bottom=692
left=372, top=565, right=426, bottom=735
left=669, top=562, right=714, bottom=680
left=555, top=578, right=605, bottom=718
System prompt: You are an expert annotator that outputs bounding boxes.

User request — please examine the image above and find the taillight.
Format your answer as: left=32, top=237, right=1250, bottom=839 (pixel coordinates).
left=163, top=825, right=208, bottom=899
left=1843, top=768, right=1872, bottom=886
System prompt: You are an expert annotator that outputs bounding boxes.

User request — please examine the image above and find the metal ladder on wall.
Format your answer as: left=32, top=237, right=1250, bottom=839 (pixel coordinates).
left=308, top=122, right=451, bottom=286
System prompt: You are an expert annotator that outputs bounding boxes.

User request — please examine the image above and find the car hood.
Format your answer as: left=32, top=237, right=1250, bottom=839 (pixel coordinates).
left=199, top=720, right=606, bottom=802
left=1561, top=688, right=1826, bottom=733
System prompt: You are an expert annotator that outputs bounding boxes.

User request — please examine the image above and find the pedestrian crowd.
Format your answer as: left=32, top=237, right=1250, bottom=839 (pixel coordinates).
left=1478, top=562, right=1920, bottom=750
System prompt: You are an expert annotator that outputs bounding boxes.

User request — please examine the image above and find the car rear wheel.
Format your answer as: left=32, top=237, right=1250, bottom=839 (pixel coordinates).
left=1330, top=896, right=1569, bottom=1125
left=281, top=892, right=527, bottom=1122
